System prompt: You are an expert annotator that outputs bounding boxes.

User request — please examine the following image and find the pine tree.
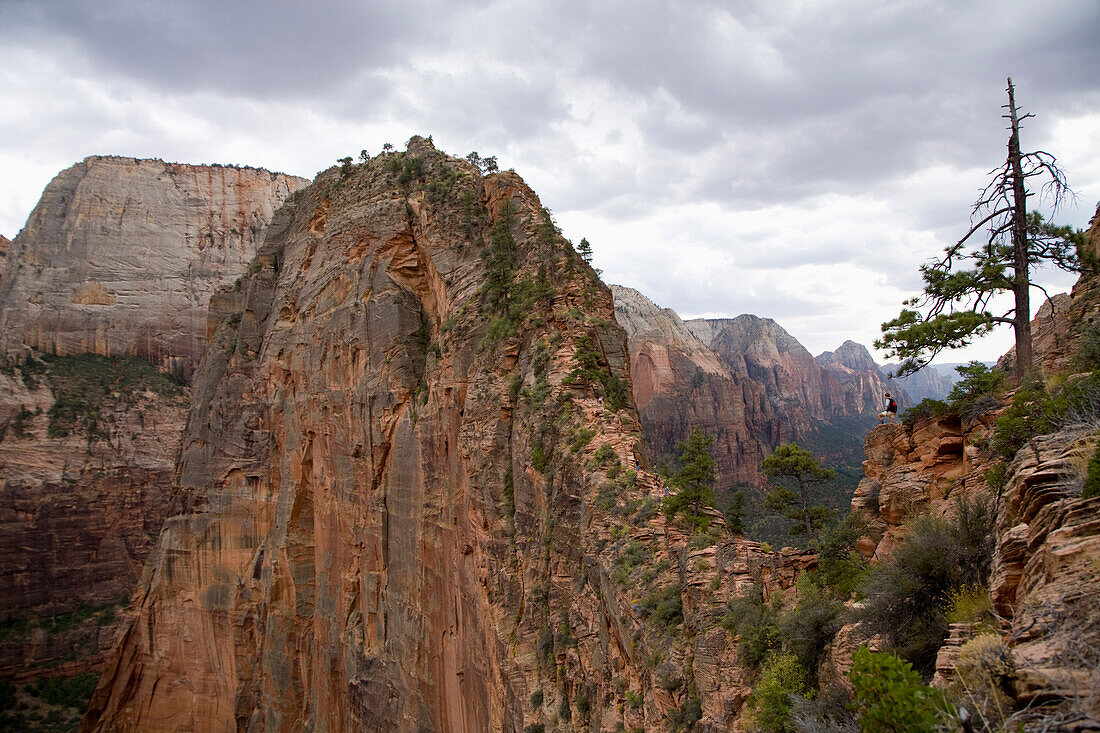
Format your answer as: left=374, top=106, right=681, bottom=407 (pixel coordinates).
left=577, top=237, right=593, bottom=264
left=663, top=426, right=717, bottom=531
left=761, top=443, right=836, bottom=540
left=878, top=78, right=1088, bottom=382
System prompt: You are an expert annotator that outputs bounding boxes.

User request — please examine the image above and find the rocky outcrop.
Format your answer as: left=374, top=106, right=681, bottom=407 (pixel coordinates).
left=853, top=413, right=995, bottom=561
left=83, top=140, right=815, bottom=733
left=0, top=234, right=10, bottom=285
left=987, top=426, right=1100, bottom=717
left=852, top=406, right=1099, bottom=718
left=996, top=293, right=1074, bottom=376
left=0, top=156, right=308, bottom=379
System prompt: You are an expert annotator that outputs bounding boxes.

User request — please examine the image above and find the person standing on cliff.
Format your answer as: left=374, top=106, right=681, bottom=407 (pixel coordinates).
left=878, top=392, right=898, bottom=424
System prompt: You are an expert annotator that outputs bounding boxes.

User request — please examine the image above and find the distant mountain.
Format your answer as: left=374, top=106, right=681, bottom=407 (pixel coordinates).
left=613, top=286, right=893, bottom=491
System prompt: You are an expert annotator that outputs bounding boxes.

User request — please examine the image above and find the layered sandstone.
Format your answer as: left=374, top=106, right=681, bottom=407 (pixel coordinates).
left=817, top=340, right=910, bottom=415
left=612, top=285, right=772, bottom=489
left=0, top=156, right=308, bottom=379
left=0, top=357, right=189, bottom=679
left=83, top=140, right=817, bottom=732
left=0, top=158, right=306, bottom=688
left=613, top=291, right=896, bottom=491
left=0, top=234, right=10, bottom=284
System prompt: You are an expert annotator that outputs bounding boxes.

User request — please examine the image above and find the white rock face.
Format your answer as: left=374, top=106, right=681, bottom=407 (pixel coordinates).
left=0, top=156, right=308, bottom=378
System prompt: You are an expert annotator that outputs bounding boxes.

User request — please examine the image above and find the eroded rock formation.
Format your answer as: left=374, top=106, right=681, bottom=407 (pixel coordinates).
left=613, top=289, right=896, bottom=491
left=612, top=285, right=772, bottom=489
left=0, top=156, right=308, bottom=379
left=0, top=157, right=306, bottom=687
left=84, top=140, right=818, bottom=732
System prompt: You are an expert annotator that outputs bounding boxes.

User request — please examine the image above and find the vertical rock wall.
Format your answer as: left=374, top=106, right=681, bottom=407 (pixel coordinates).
left=0, top=156, right=308, bottom=379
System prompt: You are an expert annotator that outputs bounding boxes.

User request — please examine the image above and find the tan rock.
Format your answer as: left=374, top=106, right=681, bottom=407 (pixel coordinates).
left=0, top=156, right=308, bottom=379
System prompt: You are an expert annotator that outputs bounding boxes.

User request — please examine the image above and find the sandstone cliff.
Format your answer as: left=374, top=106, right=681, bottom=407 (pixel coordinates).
left=816, top=340, right=910, bottom=415
left=0, top=157, right=307, bottom=712
left=83, top=140, right=816, bottom=732
left=0, top=355, right=189, bottom=682
left=687, top=316, right=887, bottom=437
left=0, top=156, right=308, bottom=379
left=0, top=234, right=10, bottom=285
left=612, top=285, right=773, bottom=490
left=612, top=291, right=895, bottom=492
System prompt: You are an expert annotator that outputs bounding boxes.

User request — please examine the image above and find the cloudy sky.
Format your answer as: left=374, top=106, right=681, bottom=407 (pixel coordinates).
left=2, top=0, right=1098, bottom=363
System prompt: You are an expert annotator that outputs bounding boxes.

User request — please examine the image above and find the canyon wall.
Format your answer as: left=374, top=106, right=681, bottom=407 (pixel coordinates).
left=0, top=158, right=306, bottom=691
left=83, top=140, right=815, bottom=733
left=0, top=156, right=308, bottom=379
left=614, top=288, right=898, bottom=492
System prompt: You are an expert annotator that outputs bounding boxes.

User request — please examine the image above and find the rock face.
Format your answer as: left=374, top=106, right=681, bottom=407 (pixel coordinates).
left=817, top=340, right=909, bottom=416
left=612, top=285, right=772, bottom=489
left=0, top=156, right=308, bottom=379
left=988, top=427, right=1100, bottom=716
left=84, top=141, right=817, bottom=732
left=0, top=357, right=189, bottom=680
left=0, top=234, right=10, bottom=284
left=0, top=158, right=306, bottom=688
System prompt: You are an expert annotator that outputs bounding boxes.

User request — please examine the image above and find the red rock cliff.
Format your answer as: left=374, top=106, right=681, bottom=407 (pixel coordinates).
left=83, top=140, right=818, bottom=732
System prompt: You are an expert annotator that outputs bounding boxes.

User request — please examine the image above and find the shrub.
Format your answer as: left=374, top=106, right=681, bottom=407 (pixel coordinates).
left=24, top=671, right=99, bottom=709
left=632, top=497, right=658, bottom=525
left=858, top=496, right=993, bottom=676
left=640, top=584, right=683, bottom=632
left=949, top=634, right=1014, bottom=731
left=849, top=647, right=954, bottom=732
left=780, top=579, right=844, bottom=681
left=531, top=440, right=549, bottom=472
left=721, top=589, right=782, bottom=669
left=1085, top=439, right=1100, bottom=499
left=790, top=685, right=858, bottom=733
left=570, top=428, right=595, bottom=453
left=945, top=584, right=994, bottom=630
left=947, top=362, right=1005, bottom=413
left=594, top=443, right=617, bottom=467
left=901, top=398, right=950, bottom=428
left=746, top=653, right=808, bottom=733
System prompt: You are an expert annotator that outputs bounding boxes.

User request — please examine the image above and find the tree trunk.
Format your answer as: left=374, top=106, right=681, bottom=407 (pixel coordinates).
left=799, top=483, right=814, bottom=539
left=1006, top=77, right=1035, bottom=383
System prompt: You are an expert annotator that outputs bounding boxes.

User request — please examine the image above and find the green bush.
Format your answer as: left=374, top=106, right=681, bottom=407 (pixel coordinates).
left=43, top=353, right=184, bottom=440
left=594, top=443, right=617, bottom=467
left=780, top=579, right=844, bottom=681
left=640, top=584, right=683, bottom=632
left=746, top=653, right=808, bottom=733
left=946, top=361, right=1005, bottom=415
left=24, top=671, right=99, bottom=709
left=530, top=689, right=543, bottom=708
left=858, top=496, right=993, bottom=676
left=1084, top=439, right=1100, bottom=499
left=721, top=589, right=781, bottom=669
left=849, top=647, right=954, bottom=732
left=901, top=398, right=950, bottom=428
left=992, top=372, right=1100, bottom=459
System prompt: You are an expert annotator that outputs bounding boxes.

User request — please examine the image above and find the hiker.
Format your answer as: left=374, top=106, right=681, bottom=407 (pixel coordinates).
left=878, top=392, right=898, bottom=424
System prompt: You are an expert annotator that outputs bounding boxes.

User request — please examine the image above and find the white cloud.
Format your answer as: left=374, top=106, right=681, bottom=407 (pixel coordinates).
left=1, top=0, right=1098, bottom=365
